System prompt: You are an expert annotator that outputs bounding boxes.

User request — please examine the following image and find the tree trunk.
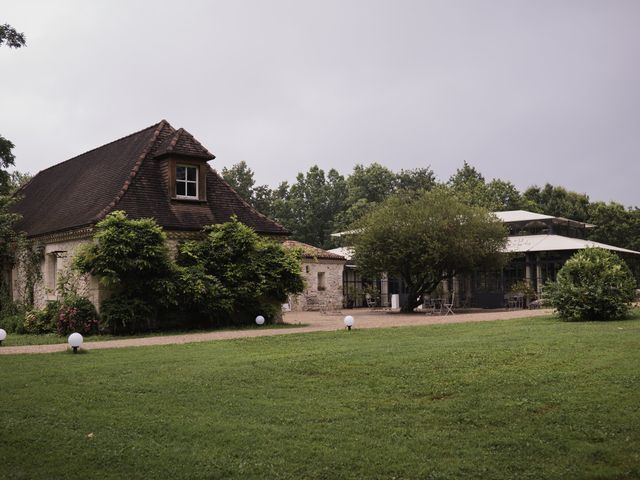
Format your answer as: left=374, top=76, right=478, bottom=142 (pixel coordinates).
left=400, top=286, right=423, bottom=313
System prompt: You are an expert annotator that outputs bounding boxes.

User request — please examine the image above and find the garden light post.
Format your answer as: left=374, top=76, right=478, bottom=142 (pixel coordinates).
left=68, top=332, right=83, bottom=354
left=0, top=328, right=6, bottom=346
left=344, top=315, right=354, bottom=331
left=255, top=315, right=265, bottom=326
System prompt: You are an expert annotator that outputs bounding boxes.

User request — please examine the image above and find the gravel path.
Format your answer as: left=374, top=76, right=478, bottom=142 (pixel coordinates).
left=0, top=308, right=553, bottom=355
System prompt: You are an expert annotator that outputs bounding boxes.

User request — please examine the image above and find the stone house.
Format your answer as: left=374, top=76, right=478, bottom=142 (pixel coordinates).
left=282, top=240, right=345, bottom=311
left=10, top=120, right=342, bottom=311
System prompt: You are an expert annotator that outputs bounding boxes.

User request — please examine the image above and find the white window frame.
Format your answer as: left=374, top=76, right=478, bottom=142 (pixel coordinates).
left=176, top=164, right=198, bottom=199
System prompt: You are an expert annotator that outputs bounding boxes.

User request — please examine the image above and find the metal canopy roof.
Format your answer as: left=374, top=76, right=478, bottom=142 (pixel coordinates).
left=504, top=235, right=640, bottom=255
left=327, top=247, right=354, bottom=260
left=494, top=210, right=555, bottom=223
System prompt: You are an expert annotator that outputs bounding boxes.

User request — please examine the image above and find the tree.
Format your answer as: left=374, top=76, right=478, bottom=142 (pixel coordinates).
left=9, top=171, right=31, bottom=193
left=0, top=23, right=26, bottom=185
left=544, top=248, right=636, bottom=321
left=268, top=166, right=346, bottom=248
left=395, top=167, right=436, bottom=193
left=587, top=202, right=640, bottom=284
left=587, top=202, right=640, bottom=252
left=486, top=179, right=527, bottom=211
left=0, top=23, right=26, bottom=314
left=221, top=161, right=256, bottom=204
left=346, top=162, right=397, bottom=205
left=0, top=24, right=26, bottom=48
left=447, top=162, right=527, bottom=211
left=523, top=184, right=590, bottom=222
left=352, top=188, right=508, bottom=312
left=335, top=163, right=397, bottom=229
left=252, top=184, right=275, bottom=218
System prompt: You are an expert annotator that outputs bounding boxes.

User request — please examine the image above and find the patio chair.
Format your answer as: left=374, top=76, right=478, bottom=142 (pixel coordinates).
left=504, top=293, right=517, bottom=310
left=423, top=297, right=443, bottom=315
left=365, top=293, right=377, bottom=309
left=443, top=292, right=455, bottom=316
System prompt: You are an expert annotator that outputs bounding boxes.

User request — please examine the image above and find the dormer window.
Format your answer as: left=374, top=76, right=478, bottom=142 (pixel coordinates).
left=176, top=165, right=198, bottom=199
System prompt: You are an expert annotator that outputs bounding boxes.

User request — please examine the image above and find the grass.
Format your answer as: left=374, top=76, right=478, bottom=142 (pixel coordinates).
left=1, top=321, right=307, bottom=346
left=1, top=314, right=639, bottom=479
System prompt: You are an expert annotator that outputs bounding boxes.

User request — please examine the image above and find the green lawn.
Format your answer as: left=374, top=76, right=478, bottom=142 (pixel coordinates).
left=1, top=314, right=639, bottom=479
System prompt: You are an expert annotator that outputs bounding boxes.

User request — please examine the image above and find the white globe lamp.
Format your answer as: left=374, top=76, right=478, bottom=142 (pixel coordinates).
left=0, top=328, right=6, bottom=346
left=68, top=332, right=84, bottom=354
left=344, top=315, right=354, bottom=331
left=255, top=315, right=265, bottom=326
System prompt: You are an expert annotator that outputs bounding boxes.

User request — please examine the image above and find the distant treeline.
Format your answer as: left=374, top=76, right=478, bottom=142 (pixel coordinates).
left=222, top=160, right=639, bottom=257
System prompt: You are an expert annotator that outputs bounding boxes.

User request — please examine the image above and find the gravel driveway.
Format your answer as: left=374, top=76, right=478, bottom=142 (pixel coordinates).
left=0, top=308, right=553, bottom=355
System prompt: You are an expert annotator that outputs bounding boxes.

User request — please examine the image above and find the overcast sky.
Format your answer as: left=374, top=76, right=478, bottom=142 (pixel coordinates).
left=1, top=0, right=639, bottom=206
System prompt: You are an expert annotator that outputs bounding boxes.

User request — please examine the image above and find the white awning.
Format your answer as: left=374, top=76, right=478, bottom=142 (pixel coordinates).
left=504, top=235, right=640, bottom=255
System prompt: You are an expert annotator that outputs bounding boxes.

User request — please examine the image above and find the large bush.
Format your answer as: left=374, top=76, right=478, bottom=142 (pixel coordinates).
left=99, top=296, right=155, bottom=335
left=75, top=212, right=304, bottom=333
left=544, top=248, right=636, bottom=321
left=74, top=211, right=177, bottom=333
left=176, top=217, right=304, bottom=325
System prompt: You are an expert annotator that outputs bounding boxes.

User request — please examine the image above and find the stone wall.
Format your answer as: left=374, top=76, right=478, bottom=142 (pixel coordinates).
left=289, top=259, right=344, bottom=311
left=12, top=236, right=110, bottom=311
left=13, top=229, right=338, bottom=314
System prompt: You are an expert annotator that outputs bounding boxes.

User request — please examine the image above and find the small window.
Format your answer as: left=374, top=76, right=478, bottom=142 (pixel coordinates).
left=317, top=271, right=326, bottom=291
left=176, top=165, right=198, bottom=199
left=46, top=254, right=57, bottom=291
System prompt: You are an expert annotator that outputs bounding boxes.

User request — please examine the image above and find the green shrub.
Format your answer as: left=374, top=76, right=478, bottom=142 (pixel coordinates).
left=23, top=301, right=60, bottom=334
left=75, top=211, right=176, bottom=333
left=56, top=296, right=99, bottom=336
left=100, top=295, right=155, bottom=335
left=544, top=248, right=636, bottom=321
left=78, top=212, right=304, bottom=332
left=176, top=217, right=304, bottom=325
left=0, top=313, right=26, bottom=334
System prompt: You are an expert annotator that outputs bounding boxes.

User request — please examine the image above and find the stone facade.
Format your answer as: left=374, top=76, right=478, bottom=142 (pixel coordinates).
left=12, top=229, right=205, bottom=312
left=11, top=230, right=111, bottom=312
left=289, top=259, right=344, bottom=312
left=12, top=226, right=347, bottom=315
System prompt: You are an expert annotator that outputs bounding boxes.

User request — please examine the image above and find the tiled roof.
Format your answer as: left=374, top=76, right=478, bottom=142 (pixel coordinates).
left=152, top=127, right=214, bottom=160
left=282, top=240, right=346, bottom=260
left=12, top=120, right=287, bottom=237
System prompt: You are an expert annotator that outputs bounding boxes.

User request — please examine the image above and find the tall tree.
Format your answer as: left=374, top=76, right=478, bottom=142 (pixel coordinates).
left=336, top=163, right=397, bottom=229
left=485, top=179, right=527, bottom=211
left=0, top=23, right=26, bottom=48
left=353, top=188, right=507, bottom=312
left=274, top=166, right=346, bottom=248
left=396, top=167, right=436, bottom=193
left=252, top=184, right=275, bottom=218
left=587, top=202, right=640, bottom=283
left=0, top=24, right=26, bottom=185
left=0, top=23, right=26, bottom=311
left=523, top=184, right=590, bottom=222
left=221, top=161, right=256, bottom=204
